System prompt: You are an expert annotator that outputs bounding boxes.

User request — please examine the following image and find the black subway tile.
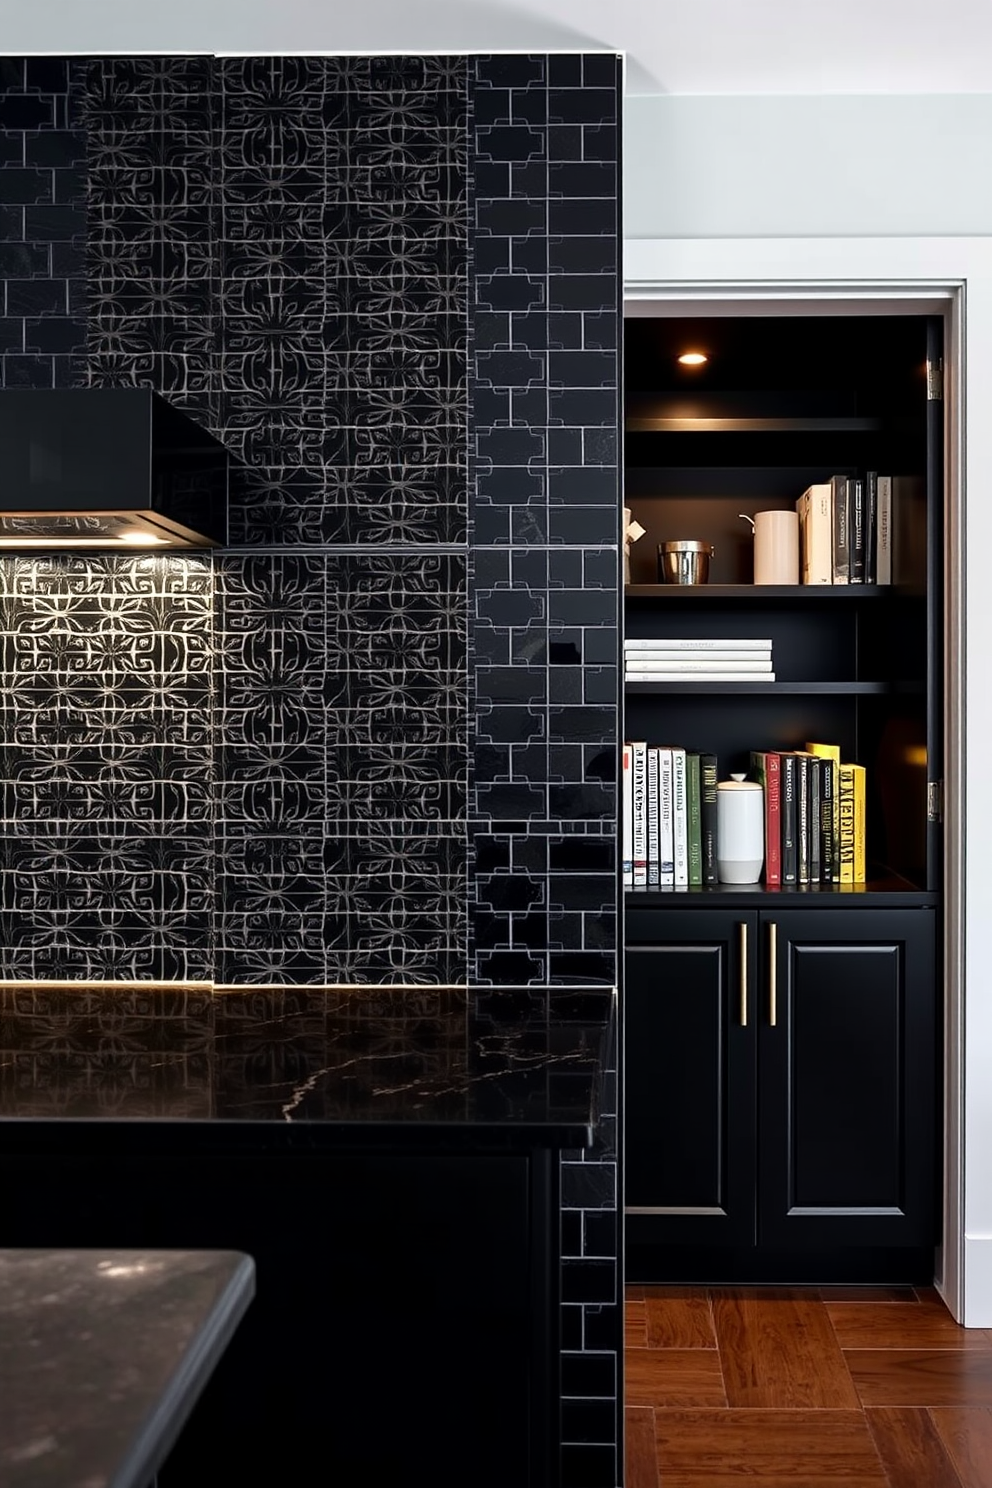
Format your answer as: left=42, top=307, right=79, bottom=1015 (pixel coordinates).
left=474, top=55, right=546, bottom=89
left=0, top=135, right=23, bottom=167
left=0, top=168, right=48, bottom=208
left=560, top=1442, right=617, bottom=1488
left=561, top=1398, right=617, bottom=1443
left=25, top=58, right=69, bottom=92
left=1, top=355, right=55, bottom=387
left=23, top=316, right=87, bottom=354
left=0, top=205, right=24, bottom=240
left=24, top=203, right=85, bottom=240
left=548, top=89, right=618, bottom=127
left=0, top=96, right=54, bottom=130
left=5, top=278, right=66, bottom=316
left=0, top=60, right=25, bottom=89
left=474, top=948, right=546, bottom=984
left=475, top=124, right=546, bottom=163
left=582, top=54, right=621, bottom=88
left=24, top=130, right=86, bottom=168
left=0, top=242, right=48, bottom=275
left=583, top=1210, right=619, bottom=1257
left=547, top=55, right=583, bottom=88
left=561, top=1257, right=616, bottom=1304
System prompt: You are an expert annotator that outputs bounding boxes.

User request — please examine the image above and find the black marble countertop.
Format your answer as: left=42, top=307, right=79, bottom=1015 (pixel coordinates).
left=0, top=986, right=614, bottom=1150
left=0, top=1248, right=254, bottom=1488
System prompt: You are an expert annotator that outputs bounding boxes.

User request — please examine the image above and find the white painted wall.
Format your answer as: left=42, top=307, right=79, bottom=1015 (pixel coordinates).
left=623, top=94, right=992, bottom=239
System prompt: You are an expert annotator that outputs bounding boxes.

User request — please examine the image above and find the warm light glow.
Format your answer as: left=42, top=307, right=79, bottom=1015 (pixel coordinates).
left=0, top=535, right=168, bottom=548
left=678, top=351, right=708, bottom=366
left=904, top=745, right=928, bottom=766
left=97, top=1260, right=163, bottom=1279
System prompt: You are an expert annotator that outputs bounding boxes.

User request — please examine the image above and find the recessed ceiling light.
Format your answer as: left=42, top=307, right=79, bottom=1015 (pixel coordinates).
left=120, top=531, right=165, bottom=544
left=678, top=351, right=708, bottom=366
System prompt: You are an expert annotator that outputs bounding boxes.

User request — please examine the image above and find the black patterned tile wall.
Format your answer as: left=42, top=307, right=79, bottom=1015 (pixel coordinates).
left=1, top=55, right=473, bottom=986
left=1, top=53, right=622, bottom=1483
left=84, top=56, right=218, bottom=423
left=469, top=54, right=622, bottom=1488
left=209, top=56, right=471, bottom=982
left=215, top=54, right=468, bottom=548
left=215, top=550, right=467, bottom=983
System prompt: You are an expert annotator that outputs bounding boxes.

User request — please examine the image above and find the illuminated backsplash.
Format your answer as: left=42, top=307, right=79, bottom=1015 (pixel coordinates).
left=0, top=553, right=214, bottom=982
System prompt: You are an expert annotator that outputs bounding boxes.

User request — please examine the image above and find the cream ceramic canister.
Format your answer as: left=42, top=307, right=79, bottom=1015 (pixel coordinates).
left=740, top=510, right=800, bottom=585
left=717, top=773, right=765, bottom=884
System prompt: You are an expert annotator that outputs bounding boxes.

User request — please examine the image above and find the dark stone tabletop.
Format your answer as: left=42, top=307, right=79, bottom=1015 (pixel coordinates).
left=0, top=985, right=614, bottom=1149
left=0, top=1248, right=255, bottom=1488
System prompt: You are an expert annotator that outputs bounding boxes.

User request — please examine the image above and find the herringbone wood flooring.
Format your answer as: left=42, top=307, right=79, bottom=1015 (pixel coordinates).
left=625, top=1286, right=992, bottom=1486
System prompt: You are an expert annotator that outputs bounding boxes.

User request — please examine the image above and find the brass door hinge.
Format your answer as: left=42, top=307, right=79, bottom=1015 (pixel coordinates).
left=927, top=360, right=943, bottom=401
left=928, top=780, right=943, bottom=823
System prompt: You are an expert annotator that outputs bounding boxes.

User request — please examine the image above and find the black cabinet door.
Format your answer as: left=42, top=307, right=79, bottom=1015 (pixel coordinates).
left=625, top=911, right=757, bottom=1251
left=757, top=907, right=937, bottom=1249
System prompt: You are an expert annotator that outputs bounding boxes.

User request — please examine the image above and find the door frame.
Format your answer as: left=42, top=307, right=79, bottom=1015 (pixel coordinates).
left=622, top=235, right=992, bottom=1324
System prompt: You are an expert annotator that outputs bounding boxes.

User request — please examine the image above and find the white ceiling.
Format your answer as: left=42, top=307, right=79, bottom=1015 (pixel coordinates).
left=1, top=0, right=991, bottom=97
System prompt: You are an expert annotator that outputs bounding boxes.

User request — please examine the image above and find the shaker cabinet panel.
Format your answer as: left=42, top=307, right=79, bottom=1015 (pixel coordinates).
left=759, top=908, right=937, bottom=1249
left=625, top=912, right=756, bottom=1253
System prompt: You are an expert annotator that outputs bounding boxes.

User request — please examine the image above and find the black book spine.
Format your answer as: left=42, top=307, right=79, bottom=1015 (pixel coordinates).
left=808, top=755, right=821, bottom=883
left=700, top=752, right=718, bottom=885
left=796, top=754, right=809, bottom=885
left=831, top=473, right=850, bottom=582
left=865, top=470, right=878, bottom=585
left=850, top=478, right=866, bottom=583
left=820, top=758, right=835, bottom=884
left=780, top=754, right=798, bottom=886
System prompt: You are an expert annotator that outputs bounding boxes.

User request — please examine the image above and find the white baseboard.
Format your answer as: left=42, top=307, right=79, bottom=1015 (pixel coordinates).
left=962, top=1236, right=992, bottom=1325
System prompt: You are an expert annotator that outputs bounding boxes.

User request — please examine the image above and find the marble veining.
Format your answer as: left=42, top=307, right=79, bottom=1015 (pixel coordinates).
left=0, top=1248, right=254, bottom=1488
left=0, top=985, right=612, bottom=1135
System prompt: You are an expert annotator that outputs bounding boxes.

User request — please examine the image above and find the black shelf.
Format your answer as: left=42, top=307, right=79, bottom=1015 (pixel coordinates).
left=626, top=584, right=890, bottom=600
left=624, top=879, right=935, bottom=909
left=624, top=680, right=894, bottom=695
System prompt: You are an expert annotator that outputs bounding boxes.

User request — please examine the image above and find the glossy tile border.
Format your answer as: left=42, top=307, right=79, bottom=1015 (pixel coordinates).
left=468, top=54, right=622, bottom=1488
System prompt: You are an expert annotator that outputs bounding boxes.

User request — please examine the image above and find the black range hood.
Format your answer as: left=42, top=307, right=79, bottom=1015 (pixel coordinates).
left=0, top=388, right=228, bottom=549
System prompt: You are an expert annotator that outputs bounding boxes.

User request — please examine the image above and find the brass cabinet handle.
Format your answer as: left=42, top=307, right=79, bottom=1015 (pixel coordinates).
left=768, top=920, right=778, bottom=1026
left=738, top=921, right=747, bottom=1026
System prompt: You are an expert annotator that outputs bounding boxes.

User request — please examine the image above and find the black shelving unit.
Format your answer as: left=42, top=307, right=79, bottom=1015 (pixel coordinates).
left=622, top=312, right=943, bottom=1286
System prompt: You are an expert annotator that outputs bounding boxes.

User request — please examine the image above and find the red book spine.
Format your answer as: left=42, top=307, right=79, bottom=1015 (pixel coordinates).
left=764, top=752, right=782, bottom=886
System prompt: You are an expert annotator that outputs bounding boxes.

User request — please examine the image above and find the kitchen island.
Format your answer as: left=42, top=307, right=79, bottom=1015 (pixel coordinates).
left=0, top=985, right=614, bottom=1488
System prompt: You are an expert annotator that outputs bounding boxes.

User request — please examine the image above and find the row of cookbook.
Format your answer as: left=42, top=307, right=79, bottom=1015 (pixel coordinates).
left=622, top=740, right=867, bottom=888
left=798, top=473, right=893, bottom=586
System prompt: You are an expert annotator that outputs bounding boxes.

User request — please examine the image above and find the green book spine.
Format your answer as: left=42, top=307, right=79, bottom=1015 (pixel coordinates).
left=687, top=753, right=702, bottom=886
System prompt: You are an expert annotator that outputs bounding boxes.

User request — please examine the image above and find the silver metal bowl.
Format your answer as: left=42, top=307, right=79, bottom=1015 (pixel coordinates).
left=657, top=540, right=714, bottom=585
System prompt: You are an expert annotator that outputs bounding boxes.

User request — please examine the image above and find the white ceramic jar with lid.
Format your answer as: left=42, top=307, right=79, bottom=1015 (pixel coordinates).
left=717, top=773, right=765, bottom=883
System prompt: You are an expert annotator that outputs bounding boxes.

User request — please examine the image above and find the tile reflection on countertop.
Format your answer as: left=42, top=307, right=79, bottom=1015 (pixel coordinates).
left=0, top=985, right=613, bottom=1138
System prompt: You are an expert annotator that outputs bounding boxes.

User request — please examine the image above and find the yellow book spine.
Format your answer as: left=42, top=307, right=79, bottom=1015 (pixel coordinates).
left=838, top=763, right=855, bottom=884
left=852, top=763, right=867, bottom=882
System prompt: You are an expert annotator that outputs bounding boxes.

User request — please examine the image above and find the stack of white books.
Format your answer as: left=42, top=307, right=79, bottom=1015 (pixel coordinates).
left=624, top=637, right=775, bottom=682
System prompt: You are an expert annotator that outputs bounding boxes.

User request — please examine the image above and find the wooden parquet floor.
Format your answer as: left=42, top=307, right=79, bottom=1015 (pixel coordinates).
left=625, top=1285, right=992, bottom=1487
